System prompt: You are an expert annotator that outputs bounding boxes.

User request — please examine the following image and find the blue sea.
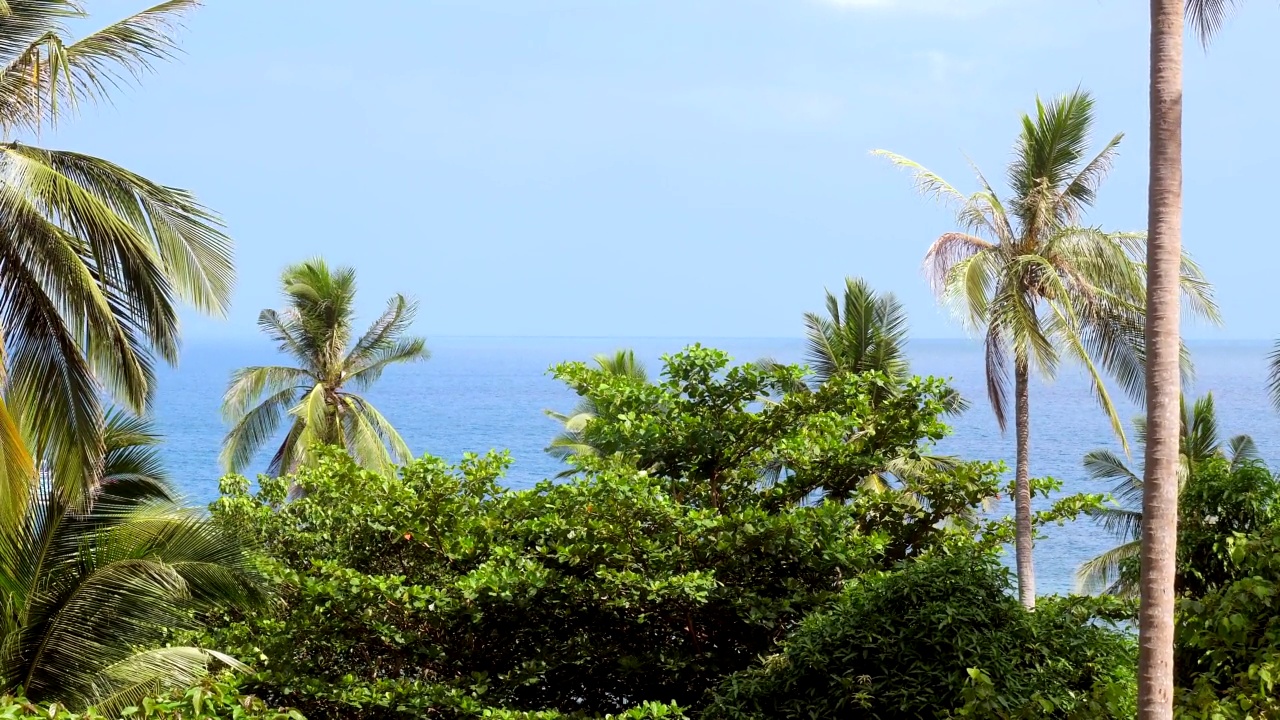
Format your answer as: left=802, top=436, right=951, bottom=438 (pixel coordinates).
left=154, top=336, right=1280, bottom=597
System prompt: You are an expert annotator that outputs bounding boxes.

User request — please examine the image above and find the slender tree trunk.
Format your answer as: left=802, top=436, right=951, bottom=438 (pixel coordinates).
left=1140, top=1, right=1183, bottom=717
left=1014, top=358, right=1035, bottom=609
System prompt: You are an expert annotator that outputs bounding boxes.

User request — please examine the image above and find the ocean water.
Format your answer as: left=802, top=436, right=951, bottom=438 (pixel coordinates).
left=154, top=336, right=1280, bottom=597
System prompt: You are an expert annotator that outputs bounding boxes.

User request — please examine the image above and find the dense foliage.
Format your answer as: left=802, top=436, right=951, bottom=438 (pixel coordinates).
left=1175, top=526, right=1280, bottom=719
left=1078, top=393, right=1257, bottom=596
left=704, top=551, right=1137, bottom=719
left=208, top=451, right=1013, bottom=717
left=0, top=677, right=302, bottom=719
left=0, top=412, right=264, bottom=712
left=1171, top=459, right=1280, bottom=718
left=551, top=345, right=957, bottom=503
left=203, top=349, right=1035, bottom=718
left=0, top=0, right=237, bottom=500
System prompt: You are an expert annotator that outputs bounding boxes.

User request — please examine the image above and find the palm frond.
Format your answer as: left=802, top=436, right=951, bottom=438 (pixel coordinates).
left=220, top=366, right=309, bottom=422
left=342, top=394, right=413, bottom=471
left=1076, top=538, right=1140, bottom=596
left=1227, top=434, right=1259, bottom=469
left=1041, top=288, right=1129, bottom=452
left=219, top=387, right=299, bottom=475
left=1056, top=131, right=1123, bottom=224
left=87, top=646, right=245, bottom=716
left=923, top=233, right=994, bottom=297
left=871, top=149, right=969, bottom=210
left=1, top=144, right=232, bottom=322
left=544, top=349, right=649, bottom=468
left=256, top=309, right=310, bottom=368
left=18, top=503, right=262, bottom=708
left=983, top=324, right=1011, bottom=432
left=287, top=384, right=334, bottom=471
left=345, top=337, right=429, bottom=390
left=1268, top=339, right=1280, bottom=413
left=0, top=396, right=35, bottom=531
left=0, top=1, right=199, bottom=132
left=343, top=294, right=422, bottom=370
left=1186, top=0, right=1240, bottom=45
left=265, top=419, right=304, bottom=479
left=281, top=259, right=357, bottom=372
left=99, top=408, right=171, bottom=503
left=750, top=357, right=810, bottom=395
left=1083, top=448, right=1141, bottom=487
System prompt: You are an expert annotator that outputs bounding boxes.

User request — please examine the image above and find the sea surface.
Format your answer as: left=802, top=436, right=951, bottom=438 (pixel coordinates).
left=154, top=336, right=1280, bottom=597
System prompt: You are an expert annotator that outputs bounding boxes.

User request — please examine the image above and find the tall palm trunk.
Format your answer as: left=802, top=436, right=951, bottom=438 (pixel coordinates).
left=1140, top=0, right=1184, bottom=716
left=1014, top=358, right=1035, bottom=608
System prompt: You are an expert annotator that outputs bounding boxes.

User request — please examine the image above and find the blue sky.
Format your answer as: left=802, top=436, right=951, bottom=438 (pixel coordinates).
left=54, top=1, right=1280, bottom=340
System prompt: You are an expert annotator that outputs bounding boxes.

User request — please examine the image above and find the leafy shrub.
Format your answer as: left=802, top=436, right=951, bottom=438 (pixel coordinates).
left=703, top=550, right=1137, bottom=719
left=1176, top=459, right=1280, bottom=598
left=1176, top=530, right=1280, bottom=719
left=550, top=345, right=955, bottom=505
left=205, top=350, right=1114, bottom=718
left=208, top=450, right=920, bottom=717
left=0, top=675, right=301, bottom=718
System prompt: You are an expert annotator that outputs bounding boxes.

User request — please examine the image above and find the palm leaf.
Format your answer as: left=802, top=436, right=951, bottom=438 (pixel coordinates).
left=219, top=387, right=299, bottom=475
left=1075, top=538, right=1140, bottom=597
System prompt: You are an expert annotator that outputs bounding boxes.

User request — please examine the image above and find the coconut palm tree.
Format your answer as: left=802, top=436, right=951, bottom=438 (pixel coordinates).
left=545, top=350, right=648, bottom=476
left=757, top=276, right=968, bottom=495
left=0, top=1, right=235, bottom=502
left=1143, top=5, right=1247, bottom=714
left=220, top=259, right=429, bottom=477
left=0, top=409, right=263, bottom=712
left=1078, top=393, right=1255, bottom=597
left=875, top=89, right=1219, bottom=608
left=791, top=276, right=968, bottom=414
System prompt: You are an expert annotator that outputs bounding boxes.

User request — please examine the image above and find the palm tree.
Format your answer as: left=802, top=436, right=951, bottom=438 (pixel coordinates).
left=545, top=349, right=648, bottom=476
left=220, top=259, right=429, bottom=477
left=0, top=410, right=263, bottom=712
left=0, top=1, right=234, bottom=502
left=1143, top=4, right=1244, bottom=715
left=758, top=276, right=968, bottom=495
left=875, top=89, right=1219, bottom=608
left=793, top=276, right=968, bottom=414
left=1078, top=393, right=1255, bottom=597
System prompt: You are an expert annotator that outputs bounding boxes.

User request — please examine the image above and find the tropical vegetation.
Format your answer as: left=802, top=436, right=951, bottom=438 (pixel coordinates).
left=876, top=88, right=1219, bottom=607
left=0, top=0, right=1273, bottom=717
left=219, top=259, right=429, bottom=477
left=704, top=551, right=1137, bottom=719
left=545, top=350, right=648, bottom=474
left=0, top=409, right=264, bottom=713
left=1078, top=393, right=1256, bottom=596
left=0, top=0, right=235, bottom=499
left=201, top=348, right=1113, bottom=718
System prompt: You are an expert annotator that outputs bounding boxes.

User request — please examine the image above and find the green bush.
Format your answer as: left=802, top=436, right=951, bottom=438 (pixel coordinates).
left=0, top=676, right=302, bottom=719
left=209, top=450, right=937, bottom=717
left=1175, top=531, right=1280, bottom=719
left=204, top=350, right=1113, bottom=718
left=703, top=550, right=1137, bottom=719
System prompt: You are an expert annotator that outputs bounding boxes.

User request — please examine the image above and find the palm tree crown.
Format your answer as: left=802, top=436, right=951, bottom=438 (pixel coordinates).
left=0, top=1, right=235, bottom=501
left=803, top=277, right=910, bottom=385
left=880, top=90, right=1216, bottom=442
left=877, top=88, right=1219, bottom=608
left=220, top=259, right=429, bottom=477
left=794, top=276, right=968, bottom=414
left=0, top=410, right=263, bottom=712
left=545, top=350, right=648, bottom=475
left=1078, top=393, right=1256, bottom=597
